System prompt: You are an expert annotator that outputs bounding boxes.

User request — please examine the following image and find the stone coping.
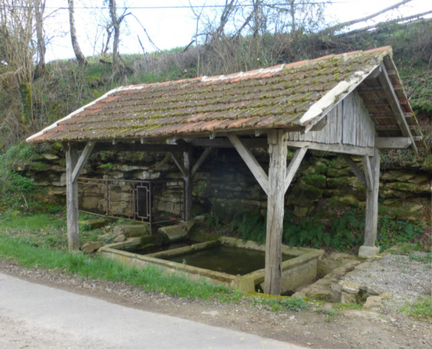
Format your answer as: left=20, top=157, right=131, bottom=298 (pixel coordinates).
left=98, top=236, right=324, bottom=292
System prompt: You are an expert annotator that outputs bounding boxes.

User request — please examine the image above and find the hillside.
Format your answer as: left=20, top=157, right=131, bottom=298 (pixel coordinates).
left=0, top=19, right=431, bottom=252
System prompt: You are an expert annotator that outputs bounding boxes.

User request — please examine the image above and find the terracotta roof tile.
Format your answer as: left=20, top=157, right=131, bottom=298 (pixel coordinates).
left=27, top=46, right=419, bottom=143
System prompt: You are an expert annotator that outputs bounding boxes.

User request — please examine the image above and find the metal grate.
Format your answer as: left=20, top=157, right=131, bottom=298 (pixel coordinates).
left=78, top=178, right=185, bottom=228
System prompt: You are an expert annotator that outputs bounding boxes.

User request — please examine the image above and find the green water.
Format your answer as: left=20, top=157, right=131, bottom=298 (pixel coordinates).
left=131, top=240, right=196, bottom=255
left=160, top=245, right=294, bottom=276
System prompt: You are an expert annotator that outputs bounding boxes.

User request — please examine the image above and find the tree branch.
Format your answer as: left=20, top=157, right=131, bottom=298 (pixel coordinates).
left=323, top=0, right=413, bottom=33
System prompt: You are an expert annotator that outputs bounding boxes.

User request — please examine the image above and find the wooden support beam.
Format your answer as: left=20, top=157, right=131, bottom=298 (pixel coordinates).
left=66, top=143, right=79, bottom=252
left=378, top=64, right=417, bottom=154
left=363, top=100, right=393, bottom=107
left=375, top=125, right=417, bottom=131
left=228, top=135, right=269, bottom=195
left=191, top=148, right=212, bottom=177
left=170, top=152, right=187, bottom=177
left=184, top=148, right=193, bottom=222
left=285, top=141, right=374, bottom=156
left=72, top=142, right=95, bottom=183
left=363, top=156, right=373, bottom=189
left=370, top=112, right=413, bottom=119
left=187, top=137, right=268, bottom=149
left=360, top=148, right=380, bottom=254
left=94, top=143, right=188, bottom=153
left=284, top=148, right=307, bottom=193
left=341, top=154, right=367, bottom=187
left=358, top=86, right=385, bottom=92
left=264, top=130, right=287, bottom=295
left=375, top=137, right=412, bottom=149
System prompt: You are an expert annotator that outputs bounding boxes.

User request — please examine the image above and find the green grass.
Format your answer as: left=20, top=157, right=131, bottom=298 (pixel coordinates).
left=0, top=211, right=68, bottom=249
left=248, top=295, right=310, bottom=312
left=0, top=212, right=64, bottom=231
left=401, top=297, right=432, bottom=320
left=0, top=234, right=242, bottom=302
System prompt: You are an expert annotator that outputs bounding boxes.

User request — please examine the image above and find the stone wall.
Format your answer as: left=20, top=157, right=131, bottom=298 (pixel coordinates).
left=21, top=144, right=431, bottom=226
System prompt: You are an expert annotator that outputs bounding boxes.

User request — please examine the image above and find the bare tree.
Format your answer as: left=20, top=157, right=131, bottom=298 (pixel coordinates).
left=188, top=0, right=207, bottom=76
left=68, top=0, right=87, bottom=65
left=34, top=0, right=47, bottom=77
left=107, top=0, right=130, bottom=77
left=323, top=0, right=413, bottom=34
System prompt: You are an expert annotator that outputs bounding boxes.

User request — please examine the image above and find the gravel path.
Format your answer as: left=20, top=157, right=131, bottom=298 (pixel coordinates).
left=343, top=252, right=432, bottom=309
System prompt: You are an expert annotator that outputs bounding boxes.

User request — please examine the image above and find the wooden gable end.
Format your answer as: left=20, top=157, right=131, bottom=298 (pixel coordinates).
left=288, top=91, right=375, bottom=148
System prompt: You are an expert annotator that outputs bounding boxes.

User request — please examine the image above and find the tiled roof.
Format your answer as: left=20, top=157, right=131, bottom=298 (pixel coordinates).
left=27, top=46, right=420, bottom=144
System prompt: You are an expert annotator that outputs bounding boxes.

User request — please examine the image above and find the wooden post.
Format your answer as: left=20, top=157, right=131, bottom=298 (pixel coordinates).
left=172, top=146, right=212, bottom=222
left=184, top=147, right=193, bottom=222
left=66, top=143, right=79, bottom=252
left=359, top=147, right=381, bottom=257
left=264, top=130, right=288, bottom=295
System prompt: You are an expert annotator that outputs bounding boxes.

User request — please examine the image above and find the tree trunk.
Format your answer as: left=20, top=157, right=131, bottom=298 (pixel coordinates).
left=109, top=0, right=120, bottom=77
left=68, top=0, right=87, bottom=66
left=34, top=0, right=47, bottom=77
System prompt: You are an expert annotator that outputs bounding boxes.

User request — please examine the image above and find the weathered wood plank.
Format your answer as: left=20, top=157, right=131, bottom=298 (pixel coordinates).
left=228, top=135, right=269, bottom=195
left=284, top=148, right=307, bottom=193
left=66, top=144, right=79, bottom=252
left=72, top=141, right=95, bottom=183
left=285, top=141, right=374, bottom=156
left=191, top=147, right=213, bottom=177
left=264, top=130, right=287, bottom=295
left=341, top=154, right=367, bottom=187
left=336, top=102, right=343, bottom=144
left=375, top=125, right=418, bottom=131
left=375, top=137, right=412, bottom=149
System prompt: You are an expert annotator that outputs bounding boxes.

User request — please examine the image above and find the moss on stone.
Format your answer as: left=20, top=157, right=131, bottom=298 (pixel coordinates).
left=327, top=167, right=352, bottom=177
left=301, top=174, right=326, bottom=188
left=293, top=184, right=323, bottom=201
left=326, top=177, right=349, bottom=189
left=30, top=162, right=50, bottom=171
left=421, top=154, right=432, bottom=173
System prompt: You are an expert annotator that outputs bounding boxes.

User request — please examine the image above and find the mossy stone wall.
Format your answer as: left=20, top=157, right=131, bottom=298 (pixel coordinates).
left=19, top=144, right=431, bottom=226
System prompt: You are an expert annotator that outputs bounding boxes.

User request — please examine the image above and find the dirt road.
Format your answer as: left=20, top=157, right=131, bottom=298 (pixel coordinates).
left=0, top=272, right=305, bottom=349
left=0, top=260, right=431, bottom=349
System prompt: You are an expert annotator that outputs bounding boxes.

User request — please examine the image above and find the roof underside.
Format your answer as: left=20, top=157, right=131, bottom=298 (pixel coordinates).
left=27, top=46, right=422, bottom=147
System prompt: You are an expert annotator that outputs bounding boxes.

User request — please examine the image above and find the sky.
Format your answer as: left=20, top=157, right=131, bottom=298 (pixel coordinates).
left=44, top=0, right=432, bottom=62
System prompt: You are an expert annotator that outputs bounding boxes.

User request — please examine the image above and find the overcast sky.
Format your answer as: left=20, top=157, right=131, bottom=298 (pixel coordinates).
left=44, top=0, right=432, bottom=62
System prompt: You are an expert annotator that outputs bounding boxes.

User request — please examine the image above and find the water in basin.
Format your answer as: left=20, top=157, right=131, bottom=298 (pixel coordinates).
left=130, top=240, right=198, bottom=255
left=159, top=245, right=294, bottom=275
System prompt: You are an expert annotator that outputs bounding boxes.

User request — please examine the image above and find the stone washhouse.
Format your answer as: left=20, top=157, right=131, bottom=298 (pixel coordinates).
left=27, top=46, right=423, bottom=295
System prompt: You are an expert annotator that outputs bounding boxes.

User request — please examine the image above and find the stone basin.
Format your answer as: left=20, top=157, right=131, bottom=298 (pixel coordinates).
left=98, top=234, right=324, bottom=293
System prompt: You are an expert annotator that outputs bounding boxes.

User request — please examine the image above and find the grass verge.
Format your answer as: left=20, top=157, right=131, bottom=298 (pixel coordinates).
left=401, top=297, right=432, bottom=320
left=0, top=234, right=242, bottom=302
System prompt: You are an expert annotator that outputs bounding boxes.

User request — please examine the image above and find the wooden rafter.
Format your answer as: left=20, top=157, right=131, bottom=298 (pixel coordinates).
left=377, top=63, right=417, bottom=153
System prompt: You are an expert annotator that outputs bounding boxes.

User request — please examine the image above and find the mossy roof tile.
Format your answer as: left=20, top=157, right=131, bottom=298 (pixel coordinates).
left=27, top=46, right=419, bottom=143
